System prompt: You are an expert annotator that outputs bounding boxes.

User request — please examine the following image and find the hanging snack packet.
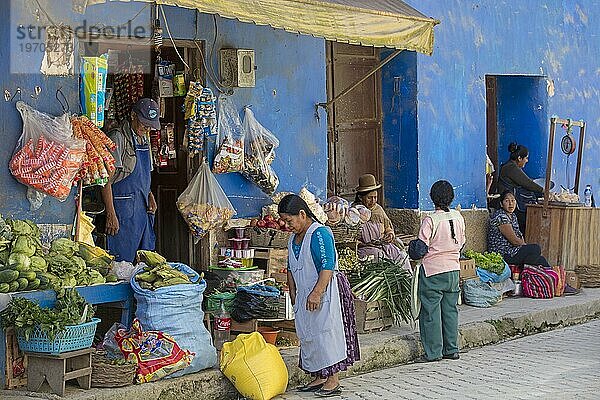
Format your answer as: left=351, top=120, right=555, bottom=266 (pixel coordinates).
left=212, top=95, right=244, bottom=174
left=241, top=107, right=280, bottom=195
left=177, top=161, right=236, bottom=241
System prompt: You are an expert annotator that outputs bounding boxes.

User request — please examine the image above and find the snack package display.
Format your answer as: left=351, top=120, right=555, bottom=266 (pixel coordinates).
left=241, top=107, right=280, bottom=194
left=213, top=95, right=244, bottom=174
left=10, top=102, right=86, bottom=210
left=177, top=161, right=236, bottom=241
left=183, top=82, right=217, bottom=156
left=80, top=54, right=109, bottom=128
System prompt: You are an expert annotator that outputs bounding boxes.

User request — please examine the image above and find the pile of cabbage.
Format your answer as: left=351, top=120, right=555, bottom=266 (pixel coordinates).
left=0, top=214, right=116, bottom=292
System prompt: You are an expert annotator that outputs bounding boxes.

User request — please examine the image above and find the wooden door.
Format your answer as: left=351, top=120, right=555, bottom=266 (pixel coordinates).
left=327, top=43, right=382, bottom=198
left=151, top=43, right=202, bottom=267
left=486, top=75, right=499, bottom=193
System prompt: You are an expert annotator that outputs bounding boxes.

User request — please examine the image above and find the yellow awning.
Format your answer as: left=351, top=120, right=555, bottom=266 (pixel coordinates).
left=87, top=0, right=439, bottom=55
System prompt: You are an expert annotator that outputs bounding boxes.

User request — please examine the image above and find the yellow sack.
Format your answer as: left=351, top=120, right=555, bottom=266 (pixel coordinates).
left=220, top=332, right=288, bottom=400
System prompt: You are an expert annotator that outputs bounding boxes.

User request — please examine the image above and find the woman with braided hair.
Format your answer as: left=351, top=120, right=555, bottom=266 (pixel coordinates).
left=416, top=180, right=466, bottom=363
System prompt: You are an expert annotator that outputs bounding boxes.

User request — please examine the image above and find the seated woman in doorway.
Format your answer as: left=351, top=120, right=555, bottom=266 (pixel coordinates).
left=487, top=191, right=550, bottom=267
left=497, top=142, right=544, bottom=232
left=353, top=174, right=411, bottom=271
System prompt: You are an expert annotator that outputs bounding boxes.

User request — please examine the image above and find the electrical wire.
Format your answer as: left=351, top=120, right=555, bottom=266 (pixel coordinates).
left=159, top=4, right=190, bottom=71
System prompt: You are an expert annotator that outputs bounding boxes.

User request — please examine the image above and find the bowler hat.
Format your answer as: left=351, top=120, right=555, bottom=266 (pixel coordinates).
left=356, top=174, right=382, bottom=193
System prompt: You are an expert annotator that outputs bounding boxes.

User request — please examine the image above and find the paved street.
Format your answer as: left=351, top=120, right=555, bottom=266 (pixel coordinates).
left=278, top=319, right=600, bottom=400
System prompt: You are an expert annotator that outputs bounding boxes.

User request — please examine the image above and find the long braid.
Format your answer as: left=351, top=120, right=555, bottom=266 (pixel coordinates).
left=442, top=206, right=458, bottom=244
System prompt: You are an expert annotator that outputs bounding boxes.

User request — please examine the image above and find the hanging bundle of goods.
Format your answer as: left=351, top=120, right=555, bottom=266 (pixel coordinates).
left=177, top=161, right=236, bottom=240
left=80, top=55, right=108, bottom=128
left=71, top=115, right=116, bottom=186
left=241, top=107, right=280, bottom=195
left=112, top=63, right=145, bottom=121
left=184, top=82, right=217, bottom=157
left=212, top=95, right=244, bottom=173
left=0, top=214, right=116, bottom=293
left=10, top=102, right=86, bottom=209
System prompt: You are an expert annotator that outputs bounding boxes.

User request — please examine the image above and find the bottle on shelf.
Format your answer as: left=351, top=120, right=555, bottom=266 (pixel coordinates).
left=584, top=185, right=592, bottom=207
left=213, top=299, right=231, bottom=351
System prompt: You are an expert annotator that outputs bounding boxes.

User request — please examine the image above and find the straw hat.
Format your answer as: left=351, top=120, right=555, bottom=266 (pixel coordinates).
left=355, top=174, right=382, bottom=193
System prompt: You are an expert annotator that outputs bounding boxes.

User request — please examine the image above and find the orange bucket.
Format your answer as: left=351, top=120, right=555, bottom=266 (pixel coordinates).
left=257, top=327, right=280, bottom=345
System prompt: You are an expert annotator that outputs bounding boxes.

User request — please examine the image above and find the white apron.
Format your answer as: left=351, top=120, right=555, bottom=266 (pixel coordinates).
left=288, top=222, right=347, bottom=372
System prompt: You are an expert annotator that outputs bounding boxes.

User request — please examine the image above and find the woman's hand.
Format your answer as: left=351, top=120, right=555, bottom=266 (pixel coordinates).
left=499, top=224, right=525, bottom=246
left=306, top=289, right=323, bottom=311
left=383, top=231, right=395, bottom=243
left=148, top=192, right=157, bottom=214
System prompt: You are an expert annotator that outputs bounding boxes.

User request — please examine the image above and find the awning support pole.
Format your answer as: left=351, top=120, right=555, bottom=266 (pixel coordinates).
left=317, top=49, right=403, bottom=111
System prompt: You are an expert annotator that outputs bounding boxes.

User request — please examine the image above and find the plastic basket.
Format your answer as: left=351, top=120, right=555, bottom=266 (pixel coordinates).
left=16, top=318, right=101, bottom=354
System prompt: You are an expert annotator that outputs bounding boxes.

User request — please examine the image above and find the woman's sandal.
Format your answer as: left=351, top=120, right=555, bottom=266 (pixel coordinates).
left=315, top=384, right=342, bottom=397
left=296, top=382, right=324, bottom=392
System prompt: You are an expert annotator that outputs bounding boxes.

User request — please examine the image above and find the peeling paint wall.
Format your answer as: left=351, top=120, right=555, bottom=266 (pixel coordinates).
left=415, top=0, right=600, bottom=209
left=0, top=2, right=327, bottom=220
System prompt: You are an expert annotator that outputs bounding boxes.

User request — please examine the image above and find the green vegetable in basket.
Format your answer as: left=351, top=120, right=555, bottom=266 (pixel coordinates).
left=463, top=249, right=505, bottom=275
left=0, top=288, right=94, bottom=341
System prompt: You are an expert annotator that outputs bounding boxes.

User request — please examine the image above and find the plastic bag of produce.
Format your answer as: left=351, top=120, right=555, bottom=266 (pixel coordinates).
left=177, top=161, right=236, bottom=240
left=131, top=262, right=217, bottom=377
left=10, top=102, right=86, bottom=210
left=220, top=332, right=288, bottom=400
left=213, top=95, right=244, bottom=174
left=462, top=278, right=502, bottom=308
left=114, top=318, right=194, bottom=383
left=241, top=107, right=280, bottom=194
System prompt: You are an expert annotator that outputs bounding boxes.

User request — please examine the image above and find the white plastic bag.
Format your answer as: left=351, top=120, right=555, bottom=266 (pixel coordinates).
left=241, top=107, right=280, bottom=194
left=10, top=102, right=86, bottom=210
left=213, top=95, right=244, bottom=174
left=177, top=161, right=236, bottom=241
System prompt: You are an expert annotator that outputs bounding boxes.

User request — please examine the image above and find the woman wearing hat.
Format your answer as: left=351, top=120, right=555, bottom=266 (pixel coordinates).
left=278, top=194, right=359, bottom=397
left=353, top=174, right=411, bottom=270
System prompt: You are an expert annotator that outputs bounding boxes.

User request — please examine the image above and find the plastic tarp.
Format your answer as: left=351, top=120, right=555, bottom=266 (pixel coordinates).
left=87, top=0, right=439, bottom=55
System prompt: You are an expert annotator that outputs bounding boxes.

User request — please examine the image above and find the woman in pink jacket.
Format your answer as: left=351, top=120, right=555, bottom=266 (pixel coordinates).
left=417, top=180, right=466, bottom=362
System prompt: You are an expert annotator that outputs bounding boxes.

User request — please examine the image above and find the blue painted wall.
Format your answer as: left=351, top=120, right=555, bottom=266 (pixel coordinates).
left=495, top=75, right=549, bottom=181
left=380, top=50, right=418, bottom=209
left=0, top=2, right=327, bottom=221
left=416, top=0, right=600, bottom=209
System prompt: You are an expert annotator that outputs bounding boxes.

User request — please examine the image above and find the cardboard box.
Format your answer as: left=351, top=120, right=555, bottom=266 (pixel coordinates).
left=566, top=271, right=581, bottom=289
left=460, top=258, right=477, bottom=280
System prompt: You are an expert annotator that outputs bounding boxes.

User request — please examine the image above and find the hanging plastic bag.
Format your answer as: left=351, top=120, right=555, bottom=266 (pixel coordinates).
left=10, top=102, right=86, bottom=210
left=177, top=161, right=236, bottom=241
left=220, top=332, right=288, bottom=400
left=241, top=107, right=280, bottom=194
left=213, top=95, right=244, bottom=174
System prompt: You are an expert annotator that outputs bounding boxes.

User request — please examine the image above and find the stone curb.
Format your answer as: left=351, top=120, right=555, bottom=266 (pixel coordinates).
left=4, top=296, right=600, bottom=400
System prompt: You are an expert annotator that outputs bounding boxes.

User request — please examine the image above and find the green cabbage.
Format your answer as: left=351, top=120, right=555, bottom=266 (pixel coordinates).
left=50, top=238, right=79, bottom=258
left=8, top=252, right=31, bottom=270
left=11, top=235, right=37, bottom=257
left=30, top=256, right=48, bottom=272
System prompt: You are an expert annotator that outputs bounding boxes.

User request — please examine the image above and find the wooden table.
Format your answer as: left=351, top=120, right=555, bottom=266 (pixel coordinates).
left=525, top=204, right=600, bottom=269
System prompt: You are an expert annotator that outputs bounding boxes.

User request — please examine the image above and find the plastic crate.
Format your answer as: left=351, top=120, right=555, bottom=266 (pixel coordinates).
left=16, top=318, right=101, bottom=355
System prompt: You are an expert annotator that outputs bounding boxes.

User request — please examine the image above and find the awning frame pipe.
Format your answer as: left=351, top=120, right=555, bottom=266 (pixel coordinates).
left=317, top=49, right=403, bottom=111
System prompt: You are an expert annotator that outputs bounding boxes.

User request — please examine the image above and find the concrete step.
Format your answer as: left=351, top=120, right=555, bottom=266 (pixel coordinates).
left=3, top=288, right=600, bottom=400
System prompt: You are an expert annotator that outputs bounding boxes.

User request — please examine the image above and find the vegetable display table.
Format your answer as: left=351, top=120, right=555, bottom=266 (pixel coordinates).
left=0, top=282, right=134, bottom=389
left=26, top=348, right=93, bottom=396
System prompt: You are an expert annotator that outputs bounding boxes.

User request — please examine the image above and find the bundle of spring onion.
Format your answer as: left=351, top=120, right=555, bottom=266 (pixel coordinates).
left=350, top=257, right=412, bottom=325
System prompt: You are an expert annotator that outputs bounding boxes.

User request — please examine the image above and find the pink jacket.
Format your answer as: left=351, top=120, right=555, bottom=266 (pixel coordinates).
left=418, top=210, right=466, bottom=277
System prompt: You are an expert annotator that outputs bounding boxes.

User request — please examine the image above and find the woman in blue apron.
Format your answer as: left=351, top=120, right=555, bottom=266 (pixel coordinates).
left=278, top=194, right=360, bottom=398
left=103, top=99, right=158, bottom=262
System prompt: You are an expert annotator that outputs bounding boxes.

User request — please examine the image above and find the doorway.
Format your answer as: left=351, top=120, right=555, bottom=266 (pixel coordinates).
left=486, top=75, right=549, bottom=193
left=326, top=42, right=383, bottom=199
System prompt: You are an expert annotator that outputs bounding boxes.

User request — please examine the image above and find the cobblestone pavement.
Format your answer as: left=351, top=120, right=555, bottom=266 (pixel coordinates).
left=278, top=319, right=600, bottom=400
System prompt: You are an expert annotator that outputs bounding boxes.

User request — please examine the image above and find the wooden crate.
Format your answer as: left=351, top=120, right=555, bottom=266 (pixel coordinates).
left=250, top=229, right=291, bottom=248
left=353, top=299, right=393, bottom=334
left=5, top=327, right=27, bottom=389
left=459, top=258, right=477, bottom=281
left=253, top=247, right=288, bottom=277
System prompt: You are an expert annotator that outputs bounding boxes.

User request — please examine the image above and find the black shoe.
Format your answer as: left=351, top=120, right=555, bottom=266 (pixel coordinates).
left=296, top=383, right=324, bottom=392
left=414, top=356, right=442, bottom=363
left=315, top=384, right=342, bottom=397
left=443, top=353, right=460, bottom=360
